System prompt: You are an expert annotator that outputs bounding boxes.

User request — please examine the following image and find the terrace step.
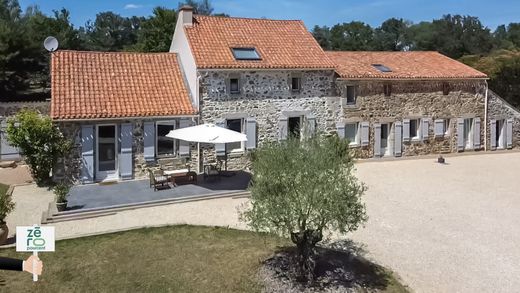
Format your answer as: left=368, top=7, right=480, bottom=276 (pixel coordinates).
left=42, top=190, right=251, bottom=224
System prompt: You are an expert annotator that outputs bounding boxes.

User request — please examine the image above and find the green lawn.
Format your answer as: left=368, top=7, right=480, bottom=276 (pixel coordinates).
left=0, top=183, right=8, bottom=198
left=0, top=225, right=408, bottom=292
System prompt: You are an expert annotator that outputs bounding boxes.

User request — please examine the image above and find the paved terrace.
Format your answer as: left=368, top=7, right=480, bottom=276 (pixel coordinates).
left=67, top=171, right=251, bottom=210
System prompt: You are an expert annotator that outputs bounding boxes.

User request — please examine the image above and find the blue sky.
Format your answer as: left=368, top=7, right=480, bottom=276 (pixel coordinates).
left=18, top=0, right=519, bottom=30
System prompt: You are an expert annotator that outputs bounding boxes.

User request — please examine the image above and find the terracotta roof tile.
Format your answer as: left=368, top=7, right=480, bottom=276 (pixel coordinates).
left=51, top=50, right=196, bottom=120
left=185, top=15, right=335, bottom=69
left=326, top=51, right=488, bottom=80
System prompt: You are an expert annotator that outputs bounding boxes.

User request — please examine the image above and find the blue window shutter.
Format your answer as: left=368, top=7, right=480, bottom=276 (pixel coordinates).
left=178, top=119, right=191, bottom=157
left=336, top=122, right=345, bottom=139
left=421, top=118, right=429, bottom=141
left=119, top=123, right=133, bottom=180
left=215, top=119, right=226, bottom=156
left=402, top=119, right=410, bottom=141
left=457, top=118, right=465, bottom=151
left=490, top=120, right=497, bottom=150
left=81, top=125, right=94, bottom=183
left=143, top=122, right=155, bottom=162
left=360, top=122, right=369, bottom=146
left=246, top=118, right=256, bottom=150
left=374, top=123, right=381, bottom=157
left=306, top=114, right=316, bottom=137
left=473, top=118, right=481, bottom=149
left=278, top=116, right=288, bottom=141
left=507, top=118, right=513, bottom=149
left=394, top=121, right=402, bottom=157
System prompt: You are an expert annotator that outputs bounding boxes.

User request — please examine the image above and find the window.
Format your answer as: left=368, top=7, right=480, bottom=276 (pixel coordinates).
left=383, top=84, right=392, bottom=96
left=226, top=118, right=244, bottom=153
left=288, top=116, right=302, bottom=139
left=156, top=122, right=176, bottom=157
left=291, top=77, right=301, bottom=92
left=229, top=78, right=240, bottom=94
left=372, top=64, right=392, bottom=72
left=231, top=48, right=261, bottom=60
left=442, top=83, right=450, bottom=95
left=345, top=123, right=360, bottom=146
left=345, top=85, right=357, bottom=105
left=410, top=119, right=420, bottom=139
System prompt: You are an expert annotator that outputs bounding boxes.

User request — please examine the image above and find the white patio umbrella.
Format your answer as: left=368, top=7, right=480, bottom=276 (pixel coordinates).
left=166, top=123, right=247, bottom=173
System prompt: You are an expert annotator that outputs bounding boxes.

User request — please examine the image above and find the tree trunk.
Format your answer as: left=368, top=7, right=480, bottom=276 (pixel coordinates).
left=290, top=229, right=323, bottom=282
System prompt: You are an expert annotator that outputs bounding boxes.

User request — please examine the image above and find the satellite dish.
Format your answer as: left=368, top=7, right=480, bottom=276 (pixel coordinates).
left=43, top=36, right=59, bottom=52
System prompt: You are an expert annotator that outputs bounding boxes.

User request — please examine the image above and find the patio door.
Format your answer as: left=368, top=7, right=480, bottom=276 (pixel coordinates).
left=380, top=123, right=391, bottom=156
left=96, top=125, right=118, bottom=181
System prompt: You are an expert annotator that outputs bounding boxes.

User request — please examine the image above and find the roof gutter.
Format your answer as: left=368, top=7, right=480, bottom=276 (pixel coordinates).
left=336, top=77, right=489, bottom=81
left=52, top=114, right=199, bottom=122
left=198, top=67, right=335, bottom=72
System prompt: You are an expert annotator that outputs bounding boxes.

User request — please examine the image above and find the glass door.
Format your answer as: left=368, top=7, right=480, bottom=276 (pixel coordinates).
left=96, top=125, right=118, bottom=181
left=380, top=124, right=388, bottom=156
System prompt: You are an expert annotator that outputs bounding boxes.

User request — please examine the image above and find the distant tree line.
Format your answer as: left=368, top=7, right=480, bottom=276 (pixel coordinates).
left=0, top=0, right=518, bottom=108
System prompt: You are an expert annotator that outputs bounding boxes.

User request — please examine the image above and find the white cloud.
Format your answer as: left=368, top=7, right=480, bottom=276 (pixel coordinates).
left=124, top=4, right=143, bottom=9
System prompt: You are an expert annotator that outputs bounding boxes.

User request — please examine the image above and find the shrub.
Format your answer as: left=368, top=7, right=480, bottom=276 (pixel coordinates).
left=6, top=109, right=71, bottom=186
left=0, top=188, right=15, bottom=223
left=54, top=183, right=70, bottom=203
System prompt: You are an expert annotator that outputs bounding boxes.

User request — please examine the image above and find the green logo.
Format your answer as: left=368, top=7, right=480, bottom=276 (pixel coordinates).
left=27, top=227, right=46, bottom=249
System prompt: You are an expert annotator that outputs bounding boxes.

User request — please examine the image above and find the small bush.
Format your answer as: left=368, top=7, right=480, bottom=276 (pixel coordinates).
left=0, top=188, right=15, bottom=223
left=54, top=183, right=70, bottom=203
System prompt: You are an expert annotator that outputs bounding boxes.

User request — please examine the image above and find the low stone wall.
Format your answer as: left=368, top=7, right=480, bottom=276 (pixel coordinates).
left=0, top=101, right=50, bottom=117
left=487, top=90, right=520, bottom=149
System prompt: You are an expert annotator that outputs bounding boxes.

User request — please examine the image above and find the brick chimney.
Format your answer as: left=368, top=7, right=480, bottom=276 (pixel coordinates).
left=179, top=5, right=193, bottom=26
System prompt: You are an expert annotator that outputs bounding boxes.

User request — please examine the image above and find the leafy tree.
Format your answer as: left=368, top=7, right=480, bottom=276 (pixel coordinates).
left=330, top=21, right=374, bottom=51
left=132, top=7, right=177, bottom=52
left=83, top=12, right=143, bottom=51
left=373, top=18, right=411, bottom=51
left=311, top=25, right=331, bottom=50
left=507, top=23, right=520, bottom=48
left=493, top=25, right=514, bottom=50
left=242, top=135, right=367, bottom=281
left=6, top=109, right=71, bottom=186
left=489, top=55, right=520, bottom=108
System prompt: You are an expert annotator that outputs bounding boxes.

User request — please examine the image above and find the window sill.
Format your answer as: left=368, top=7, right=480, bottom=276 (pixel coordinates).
left=348, top=143, right=360, bottom=148
left=344, top=103, right=357, bottom=108
left=410, top=138, right=422, bottom=143
left=227, top=150, right=245, bottom=158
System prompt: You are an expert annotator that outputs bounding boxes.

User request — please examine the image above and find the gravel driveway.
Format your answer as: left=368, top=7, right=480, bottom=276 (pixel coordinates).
left=349, top=152, right=520, bottom=293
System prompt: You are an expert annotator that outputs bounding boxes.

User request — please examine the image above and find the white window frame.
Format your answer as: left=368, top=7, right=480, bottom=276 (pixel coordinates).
left=226, top=118, right=245, bottom=154
left=156, top=121, right=177, bottom=158
left=409, top=119, right=421, bottom=141
left=345, top=122, right=360, bottom=147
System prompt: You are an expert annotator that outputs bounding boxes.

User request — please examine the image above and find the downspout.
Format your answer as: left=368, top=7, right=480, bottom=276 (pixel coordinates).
left=484, top=80, right=489, bottom=151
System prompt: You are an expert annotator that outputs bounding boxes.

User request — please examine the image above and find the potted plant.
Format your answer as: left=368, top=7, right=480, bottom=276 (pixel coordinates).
left=0, top=189, right=15, bottom=245
left=54, top=183, right=70, bottom=212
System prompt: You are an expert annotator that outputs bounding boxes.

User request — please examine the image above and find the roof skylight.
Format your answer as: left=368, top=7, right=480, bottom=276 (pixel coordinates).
left=231, top=48, right=261, bottom=60
left=372, top=64, right=392, bottom=73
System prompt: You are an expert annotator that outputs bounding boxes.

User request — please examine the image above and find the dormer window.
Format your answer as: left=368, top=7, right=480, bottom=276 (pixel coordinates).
left=373, top=64, right=392, bottom=73
left=231, top=48, right=261, bottom=60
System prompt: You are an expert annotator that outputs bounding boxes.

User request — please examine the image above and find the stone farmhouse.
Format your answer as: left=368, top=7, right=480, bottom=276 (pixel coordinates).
left=49, top=6, right=520, bottom=183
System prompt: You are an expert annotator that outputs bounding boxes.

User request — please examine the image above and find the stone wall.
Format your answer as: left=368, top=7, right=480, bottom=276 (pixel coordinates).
left=337, top=80, right=487, bottom=158
left=0, top=101, right=50, bottom=117
left=198, top=69, right=340, bottom=170
left=487, top=90, right=520, bottom=149
left=55, top=118, right=190, bottom=183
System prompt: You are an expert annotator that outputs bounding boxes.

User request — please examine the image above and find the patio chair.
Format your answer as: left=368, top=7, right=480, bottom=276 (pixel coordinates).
left=204, top=160, right=223, bottom=181
left=149, top=169, right=169, bottom=191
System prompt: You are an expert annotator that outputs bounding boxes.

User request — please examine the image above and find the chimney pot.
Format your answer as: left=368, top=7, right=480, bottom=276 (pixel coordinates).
left=179, top=5, right=194, bottom=26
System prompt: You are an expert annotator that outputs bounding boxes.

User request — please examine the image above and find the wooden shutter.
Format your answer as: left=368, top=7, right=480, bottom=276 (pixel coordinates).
left=490, top=120, right=497, bottom=150
left=473, top=118, right=481, bottom=149
left=143, top=122, right=155, bottom=162
left=434, top=119, right=444, bottom=137
left=0, top=120, right=20, bottom=161
left=507, top=118, right=514, bottom=149
left=81, top=125, right=95, bottom=183
left=374, top=123, right=381, bottom=157
left=402, top=119, right=410, bottom=141
left=457, top=118, right=465, bottom=151
left=305, top=114, right=316, bottom=137
left=421, top=118, right=429, bottom=141
left=278, top=116, right=288, bottom=141
left=246, top=117, right=256, bottom=150
left=119, top=123, right=133, bottom=180
left=215, top=119, right=226, bottom=156
left=360, top=122, right=369, bottom=146
left=178, top=119, right=191, bottom=157
left=336, top=122, right=345, bottom=139
left=394, top=121, right=402, bottom=157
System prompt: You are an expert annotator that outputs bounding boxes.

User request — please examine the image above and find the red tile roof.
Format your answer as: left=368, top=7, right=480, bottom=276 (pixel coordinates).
left=184, top=15, right=335, bottom=69
left=326, top=51, right=488, bottom=80
left=51, top=50, right=196, bottom=120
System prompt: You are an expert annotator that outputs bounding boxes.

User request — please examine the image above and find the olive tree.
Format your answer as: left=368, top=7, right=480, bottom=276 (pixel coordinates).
left=241, top=134, right=367, bottom=281
left=6, top=109, right=71, bottom=185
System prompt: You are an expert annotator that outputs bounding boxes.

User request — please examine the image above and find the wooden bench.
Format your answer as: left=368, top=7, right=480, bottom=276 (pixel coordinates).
left=149, top=169, right=170, bottom=191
